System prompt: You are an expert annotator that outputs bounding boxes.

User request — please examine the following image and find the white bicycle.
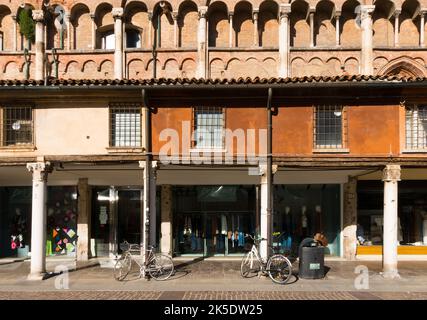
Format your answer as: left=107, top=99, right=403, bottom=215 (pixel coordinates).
left=240, top=234, right=293, bottom=284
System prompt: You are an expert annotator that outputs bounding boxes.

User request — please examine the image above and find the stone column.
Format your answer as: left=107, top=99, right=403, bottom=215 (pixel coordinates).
left=259, top=164, right=277, bottom=260
left=161, top=185, right=173, bottom=255
left=420, top=11, right=425, bottom=47
left=150, top=162, right=158, bottom=246
left=343, top=177, right=357, bottom=260
left=12, top=15, right=17, bottom=51
left=229, top=11, right=234, bottom=48
left=309, top=9, right=315, bottom=47
left=77, top=178, right=92, bottom=262
left=360, top=5, right=375, bottom=75
left=90, top=14, right=96, bottom=50
left=27, top=161, right=52, bottom=280
left=279, top=4, right=291, bottom=78
left=335, top=12, right=341, bottom=46
left=196, top=6, right=208, bottom=78
left=382, top=165, right=401, bottom=279
left=65, top=13, right=71, bottom=51
left=394, top=10, right=400, bottom=47
left=32, top=10, right=45, bottom=81
left=173, top=11, right=179, bottom=48
left=113, top=8, right=124, bottom=80
left=148, top=12, right=153, bottom=48
left=253, top=9, right=259, bottom=47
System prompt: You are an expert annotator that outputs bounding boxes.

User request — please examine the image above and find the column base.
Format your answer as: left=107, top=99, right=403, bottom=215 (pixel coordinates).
left=27, top=272, right=46, bottom=281
left=381, top=269, right=400, bottom=279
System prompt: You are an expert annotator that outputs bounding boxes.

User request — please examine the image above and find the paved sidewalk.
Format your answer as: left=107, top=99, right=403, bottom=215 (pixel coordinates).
left=0, top=258, right=427, bottom=299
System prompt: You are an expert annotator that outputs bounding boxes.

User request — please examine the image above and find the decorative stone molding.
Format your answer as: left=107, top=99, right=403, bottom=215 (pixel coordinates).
left=32, top=10, right=44, bottom=22
left=198, top=6, right=208, bottom=19
left=279, top=4, right=291, bottom=19
left=228, top=11, right=234, bottom=18
left=27, top=162, right=53, bottom=182
left=112, top=7, right=124, bottom=20
left=382, top=164, right=401, bottom=182
left=360, top=5, right=375, bottom=19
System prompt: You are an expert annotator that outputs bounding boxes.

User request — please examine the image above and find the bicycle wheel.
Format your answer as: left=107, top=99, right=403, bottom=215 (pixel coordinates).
left=267, top=254, right=292, bottom=284
left=148, top=254, right=174, bottom=281
left=113, top=252, right=132, bottom=281
left=240, top=252, right=262, bottom=278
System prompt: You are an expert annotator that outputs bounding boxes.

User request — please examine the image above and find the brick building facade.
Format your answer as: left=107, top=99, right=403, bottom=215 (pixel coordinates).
left=0, top=0, right=426, bottom=281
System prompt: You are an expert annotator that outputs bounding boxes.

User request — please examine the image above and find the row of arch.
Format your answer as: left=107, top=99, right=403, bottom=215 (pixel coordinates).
left=0, top=54, right=425, bottom=78
left=0, top=0, right=426, bottom=51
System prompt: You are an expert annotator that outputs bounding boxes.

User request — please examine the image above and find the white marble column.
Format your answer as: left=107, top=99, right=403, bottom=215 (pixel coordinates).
left=335, top=12, right=341, bottom=46
left=27, top=162, right=52, bottom=280
left=253, top=9, right=259, bottom=47
left=229, top=11, right=234, bottom=48
left=32, top=10, right=45, bottom=81
left=309, top=9, right=315, bottom=47
left=160, top=185, right=173, bottom=255
left=279, top=4, right=291, bottom=78
left=90, top=13, right=96, bottom=50
left=382, top=164, right=401, bottom=279
left=64, top=13, right=71, bottom=51
left=394, top=10, right=400, bottom=47
left=173, top=11, right=179, bottom=47
left=113, top=8, right=124, bottom=80
left=12, top=15, right=17, bottom=51
left=360, top=5, right=375, bottom=75
left=420, top=11, right=425, bottom=47
left=150, top=162, right=158, bottom=247
left=196, top=6, right=208, bottom=78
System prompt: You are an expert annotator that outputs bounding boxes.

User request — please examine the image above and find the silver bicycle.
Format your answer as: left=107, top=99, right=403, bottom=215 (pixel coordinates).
left=240, top=234, right=293, bottom=284
left=114, top=241, right=174, bottom=281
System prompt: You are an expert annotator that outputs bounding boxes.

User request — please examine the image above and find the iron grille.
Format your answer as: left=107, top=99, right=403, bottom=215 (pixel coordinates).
left=405, top=105, right=427, bottom=150
left=192, top=107, right=225, bottom=149
left=3, top=105, right=33, bottom=146
left=314, top=105, right=346, bottom=149
left=110, top=103, right=142, bottom=147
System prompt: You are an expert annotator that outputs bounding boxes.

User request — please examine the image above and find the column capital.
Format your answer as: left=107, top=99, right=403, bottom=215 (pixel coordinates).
left=148, top=11, right=153, bottom=21
left=32, top=10, right=44, bottom=23
left=229, top=11, right=234, bottom=17
left=394, top=9, right=401, bottom=17
left=258, top=164, right=278, bottom=176
left=172, top=11, right=179, bottom=20
left=90, top=13, right=96, bottom=20
left=360, top=5, right=375, bottom=16
left=253, top=9, right=259, bottom=19
left=198, top=6, right=208, bottom=19
left=335, top=11, right=342, bottom=18
left=27, top=162, right=53, bottom=182
left=420, top=9, right=427, bottom=16
left=112, top=7, right=124, bottom=20
left=12, top=14, right=17, bottom=21
left=382, top=164, right=401, bottom=182
left=279, top=4, right=292, bottom=15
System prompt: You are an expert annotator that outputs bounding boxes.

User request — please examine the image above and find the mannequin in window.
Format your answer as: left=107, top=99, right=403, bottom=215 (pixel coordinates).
left=282, top=206, right=293, bottom=251
left=301, top=205, right=308, bottom=238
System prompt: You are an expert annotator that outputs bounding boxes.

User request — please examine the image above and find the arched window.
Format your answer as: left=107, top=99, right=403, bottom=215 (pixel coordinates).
left=126, top=29, right=141, bottom=48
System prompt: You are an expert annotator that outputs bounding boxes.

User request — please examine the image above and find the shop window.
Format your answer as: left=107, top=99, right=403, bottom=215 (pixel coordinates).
left=313, top=105, right=347, bottom=150
left=192, top=107, right=225, bottom=149
left=109, top=103, right=142, bottom=147
left=0, top=105, right=34, bottom=147
left=405, top=105, right=427, bottom=150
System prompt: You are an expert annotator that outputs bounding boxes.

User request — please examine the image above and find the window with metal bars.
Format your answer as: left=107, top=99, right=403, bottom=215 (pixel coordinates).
left=110, top=103, right=142, bottom=147
left=1, top=105, right=33, bottom=146
left=405, top=105, right=427, bottom=150
left=314, top=105, right=346, bottom=149
left=192, top=107, right=225, bottom=149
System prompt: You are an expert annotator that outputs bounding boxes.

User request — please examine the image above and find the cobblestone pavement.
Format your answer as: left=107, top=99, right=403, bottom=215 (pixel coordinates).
left=1, top=258, right=427, bottom=299
left=0, top=290, right=426, bottom=300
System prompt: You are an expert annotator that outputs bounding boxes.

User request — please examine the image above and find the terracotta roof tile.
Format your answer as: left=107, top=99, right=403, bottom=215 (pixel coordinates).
left=0, top=75, right=425, bottom=87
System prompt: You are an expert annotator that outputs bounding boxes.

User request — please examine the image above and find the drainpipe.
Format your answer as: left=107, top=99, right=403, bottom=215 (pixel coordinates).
left=141, top=88, right=151, bottom=276
left=266, top=88, right=273, bottom=250
left=52, top=48, right=59, bottom=79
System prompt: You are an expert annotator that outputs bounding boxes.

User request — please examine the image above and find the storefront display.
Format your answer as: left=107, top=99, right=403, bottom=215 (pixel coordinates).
left=173, top=186, right=256, bottom=256
left=273, top=184, right=341, bottom=256
left=358, top=180, right=427, bottom=249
